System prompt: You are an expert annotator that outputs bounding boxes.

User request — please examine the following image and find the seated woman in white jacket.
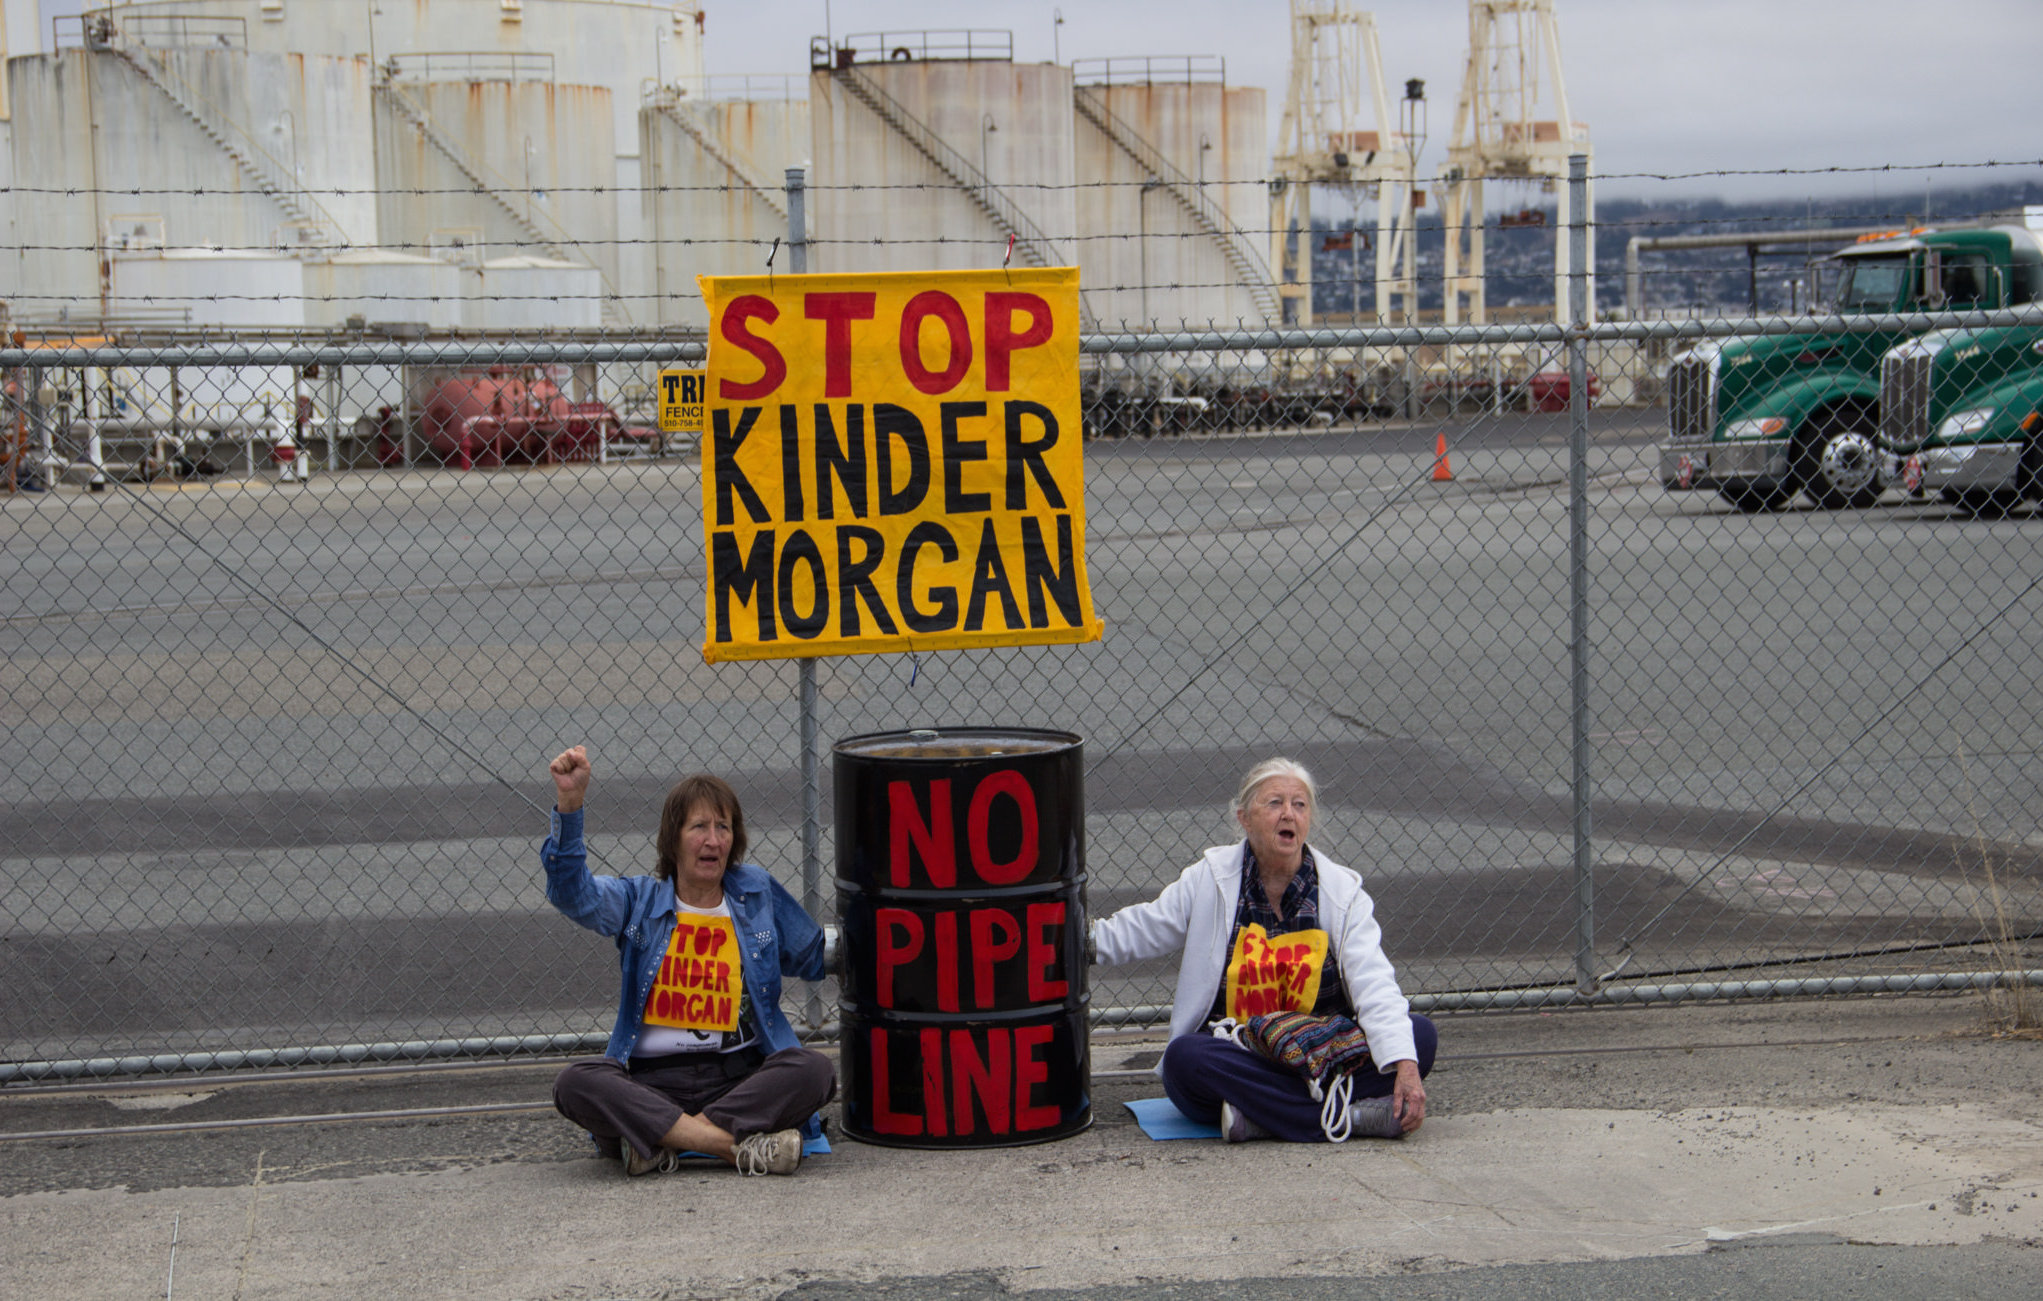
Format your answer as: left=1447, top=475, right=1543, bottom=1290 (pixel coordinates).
left=1093, top=758, right=1436, bottom=1142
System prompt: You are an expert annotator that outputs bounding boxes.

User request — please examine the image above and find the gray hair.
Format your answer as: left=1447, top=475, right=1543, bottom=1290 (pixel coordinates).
left=1231, top=757, right=1318, bottom=819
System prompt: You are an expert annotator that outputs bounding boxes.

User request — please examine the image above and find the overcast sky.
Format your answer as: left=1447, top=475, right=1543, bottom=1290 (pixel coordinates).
left=704, top=0, right=2043, bottom=207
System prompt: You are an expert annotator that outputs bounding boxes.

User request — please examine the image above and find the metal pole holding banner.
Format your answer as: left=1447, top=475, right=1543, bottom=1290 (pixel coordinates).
left=1567, top=153, right=1596, bottom=993
left=786, top=165, right=825, bottom=1032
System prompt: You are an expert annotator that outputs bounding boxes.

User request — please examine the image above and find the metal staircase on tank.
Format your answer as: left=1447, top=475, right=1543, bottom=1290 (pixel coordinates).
left=833, top=64, right=1096, bottom=327
left=650, top=92, right=788, bottom=221
left=377, top=77, right=631, bottom=326
left=107, top=42, right=347, bottom=254
left=1071, top=85, right=1280, bottom=323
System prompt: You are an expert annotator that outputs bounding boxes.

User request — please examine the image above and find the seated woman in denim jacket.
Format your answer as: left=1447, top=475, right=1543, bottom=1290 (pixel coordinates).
left=1092, top=757, right=1436, bottom=1143
left=542, top=744, right=836, bottom=1177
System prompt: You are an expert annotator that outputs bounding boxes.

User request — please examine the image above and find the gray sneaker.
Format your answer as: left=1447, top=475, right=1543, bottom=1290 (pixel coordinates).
left=1347, top=1096, right=1405, bottom=1139
left=620, top=1137, right=680, bottom=1177
left=1220, top=1101, right=1272, bottom=1143
left=732, top=1128, right=804, bottom=1176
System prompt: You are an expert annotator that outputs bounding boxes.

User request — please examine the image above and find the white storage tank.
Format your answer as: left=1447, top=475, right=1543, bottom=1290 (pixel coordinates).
left=93, top=0, right=705, bottom=312
left=464, top=255, right=604, bottom=329
left=640, top=77, right=809, bottom=328
left=372, top=73, right=621, bottom=319
left=302, top=249, right=463, bottom=328
left=109, top=248, right=309, bottom=327
left=1069, top=59, right=1271, bottom=328
left=808, top=32, right=1088, bottom=321
left=5, top=39, right=377, bottom=320
left=85, top=0, right=703, bottom=159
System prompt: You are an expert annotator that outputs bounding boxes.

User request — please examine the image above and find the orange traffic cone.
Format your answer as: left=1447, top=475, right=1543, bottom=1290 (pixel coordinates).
left=1431, top=431, right=1453, bottom=482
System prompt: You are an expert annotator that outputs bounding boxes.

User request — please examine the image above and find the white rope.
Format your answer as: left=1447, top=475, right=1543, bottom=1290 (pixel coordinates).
left=1319, top=1072, right=1353, bottom=1143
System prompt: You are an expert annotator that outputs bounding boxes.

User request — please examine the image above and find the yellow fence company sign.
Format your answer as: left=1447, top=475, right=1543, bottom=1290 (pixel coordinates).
left=697, top=268, right=1101, bottom=662
left=658, top=368, right=706, bottom=436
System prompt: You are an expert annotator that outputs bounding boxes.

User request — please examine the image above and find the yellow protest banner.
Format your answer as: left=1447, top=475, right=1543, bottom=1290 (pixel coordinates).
left=696, top=267, right=1102, bottom=662
left=658, top=368, right=706, bottom=436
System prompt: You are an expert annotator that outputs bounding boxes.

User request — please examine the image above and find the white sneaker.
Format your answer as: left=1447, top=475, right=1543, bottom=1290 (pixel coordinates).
left=733, top=1128, right=804, bottom=1176
left=620, top=1137, right=680, bottom=1176
left=1220, top=1101, right=1272, bottom=1143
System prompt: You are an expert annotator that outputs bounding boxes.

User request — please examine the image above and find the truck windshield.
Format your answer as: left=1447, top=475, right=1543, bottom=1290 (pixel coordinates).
left=1832, top=255, right=1909, bottom=311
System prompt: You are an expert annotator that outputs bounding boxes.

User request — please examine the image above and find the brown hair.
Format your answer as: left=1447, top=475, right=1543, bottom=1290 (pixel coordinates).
left=654, top=774, right=747, bottom=882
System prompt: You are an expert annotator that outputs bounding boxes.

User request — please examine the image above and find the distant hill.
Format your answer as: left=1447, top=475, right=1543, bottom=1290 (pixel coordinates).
left=1308, top=179, right=2043, bottom=316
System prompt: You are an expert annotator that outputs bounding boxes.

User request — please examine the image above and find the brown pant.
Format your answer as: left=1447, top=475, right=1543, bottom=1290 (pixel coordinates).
left=553, top=1047, right=837, bottom=1161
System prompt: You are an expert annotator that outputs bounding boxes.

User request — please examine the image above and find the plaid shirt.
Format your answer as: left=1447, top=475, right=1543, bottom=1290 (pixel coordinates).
left=1208, top=841, right=1353, bottom=1020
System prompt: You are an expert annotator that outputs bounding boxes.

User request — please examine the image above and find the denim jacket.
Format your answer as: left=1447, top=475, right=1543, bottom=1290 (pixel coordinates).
left=542, top=807, right=828, bottom=1135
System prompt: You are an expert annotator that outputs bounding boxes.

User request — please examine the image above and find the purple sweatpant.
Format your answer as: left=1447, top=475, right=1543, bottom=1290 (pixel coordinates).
left=1159, top=1013, right=1438, bottom=1143
left=553, top=1047, right=837, bottom=1160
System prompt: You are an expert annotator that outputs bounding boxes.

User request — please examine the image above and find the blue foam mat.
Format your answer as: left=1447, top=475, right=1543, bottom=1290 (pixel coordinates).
left=1124, top=1096, right=1220, bottom=1140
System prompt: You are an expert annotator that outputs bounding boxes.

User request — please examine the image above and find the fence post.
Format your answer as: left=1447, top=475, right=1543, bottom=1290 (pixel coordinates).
left=787, top=165, right=825, bottom=1032
left=326, top=366, right=342, bottom=471
left=1567, top=153, right=1597, bottom=994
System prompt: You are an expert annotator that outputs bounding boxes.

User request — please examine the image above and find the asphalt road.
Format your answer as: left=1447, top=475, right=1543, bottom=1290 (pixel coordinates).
left=5, top=410, right=2042, bottom=1063
left=774, top=1247, right=2043, bottom=1301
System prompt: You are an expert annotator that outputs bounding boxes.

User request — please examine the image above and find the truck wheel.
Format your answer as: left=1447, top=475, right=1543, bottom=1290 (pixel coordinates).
left=1795, top=412, right=1882, bottom=509
left=1718, top=481, right=1792, bottom=512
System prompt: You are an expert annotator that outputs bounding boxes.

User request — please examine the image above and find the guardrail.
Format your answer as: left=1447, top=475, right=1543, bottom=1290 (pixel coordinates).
left=812, top=29, right=1015, bottom=68
left=1071, top=56, right=1227, bottom=86
left=654, top=74, right=810, bottom=103
left=56, top=12, right=247, bottom=50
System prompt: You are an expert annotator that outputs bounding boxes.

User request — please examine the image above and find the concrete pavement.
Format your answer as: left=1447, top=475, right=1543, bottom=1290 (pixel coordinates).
left=4, top=993, right=2042, bottom=1298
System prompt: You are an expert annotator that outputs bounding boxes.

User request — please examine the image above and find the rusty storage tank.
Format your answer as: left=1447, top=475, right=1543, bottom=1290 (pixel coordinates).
left=835, top=727, right=1089, bottom=1147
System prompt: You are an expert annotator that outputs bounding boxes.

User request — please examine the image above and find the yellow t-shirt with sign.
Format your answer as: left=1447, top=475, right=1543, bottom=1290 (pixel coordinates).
left=1221, top=922, right=1331, bottom=1021
left=636, top=901, right=753, bottom=1055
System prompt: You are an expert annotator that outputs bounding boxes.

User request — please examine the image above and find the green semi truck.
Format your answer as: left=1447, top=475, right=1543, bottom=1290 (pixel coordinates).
left=1658, top=220, right=2043, bottom=511
left=1881, top=319, right=2043, bottom=515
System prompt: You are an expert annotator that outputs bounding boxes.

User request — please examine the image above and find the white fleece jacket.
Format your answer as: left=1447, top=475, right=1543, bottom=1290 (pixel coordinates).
left=1093, top=842, right=1418, bottom=1072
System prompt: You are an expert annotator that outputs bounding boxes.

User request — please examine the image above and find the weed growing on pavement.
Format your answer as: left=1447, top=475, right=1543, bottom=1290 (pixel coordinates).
left=1959, top=741, right=2040, bottom=1038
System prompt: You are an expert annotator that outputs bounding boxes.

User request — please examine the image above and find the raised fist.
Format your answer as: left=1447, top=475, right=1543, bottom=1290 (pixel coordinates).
left=550, top=745, right=591, bottom=812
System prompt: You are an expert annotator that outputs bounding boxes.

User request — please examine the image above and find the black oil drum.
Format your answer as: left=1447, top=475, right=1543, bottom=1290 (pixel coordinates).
left=835, top=727, right=1089, bottom=1147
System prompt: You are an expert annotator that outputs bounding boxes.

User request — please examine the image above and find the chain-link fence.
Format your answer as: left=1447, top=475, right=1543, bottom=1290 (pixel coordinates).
left=8, top=302, right=2043, bottom=1080
left=11, top=131, right=2043, bottom=1080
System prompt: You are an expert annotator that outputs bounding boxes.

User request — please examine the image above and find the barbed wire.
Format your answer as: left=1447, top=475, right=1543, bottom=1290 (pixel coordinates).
left=9, top=200, right=2024, bottom=255
left=9, top=204, right=2023, bottom=259
left=1592, top=160, right=2043, bottom=183
left=0, top=275, right=1803, bottom=307
left=7, top=160, right=2039, bottom=202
